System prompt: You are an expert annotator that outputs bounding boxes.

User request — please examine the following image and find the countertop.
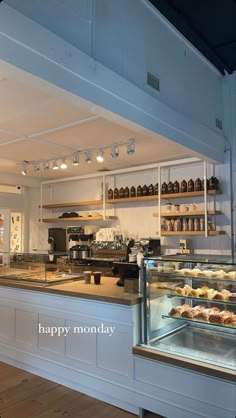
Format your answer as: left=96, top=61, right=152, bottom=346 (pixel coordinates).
left=0, top=276, right=142, bottom=306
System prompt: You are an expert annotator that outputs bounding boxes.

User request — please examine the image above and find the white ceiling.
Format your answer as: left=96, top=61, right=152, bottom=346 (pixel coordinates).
left=0, top=70, right=195, bottom=181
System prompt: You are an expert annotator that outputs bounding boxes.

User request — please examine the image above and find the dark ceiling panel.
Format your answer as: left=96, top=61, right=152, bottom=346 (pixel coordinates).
left=149, top=0, right=236, bottom=74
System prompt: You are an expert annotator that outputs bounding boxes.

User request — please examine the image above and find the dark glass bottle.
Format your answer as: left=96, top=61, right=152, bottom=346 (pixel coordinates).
left=124, top=187, right=129, bottom=198
left=148, top=184, right=154, bottom=195
left=154, top=183, right=159, bottom=195
left=161, top=182, right=168, bottom=195
left=119, top=187, right=124, bottom=198
left=187, top=179, right=194, bottom=192
left=195, top=178, right=202, bottom=192
left=137, top=185, right=143, bottom=197
left=214, top=176, right=219, bottom=190
left=108, top=188, right=113, bottom=200
left=181, top=179, right=187, bottom=193
left=130, top=186, right=136, bottom=198
left=173, top=180, right=179, bottom=193
left=209, top=176, right=216, bottom=190
left=201, top=179, right=210, bottom=190
left=167, top=181, right=173, bottom=194
left=114, top=188, right=119, bottom=199
left=142, top=184, right=148, bottom=196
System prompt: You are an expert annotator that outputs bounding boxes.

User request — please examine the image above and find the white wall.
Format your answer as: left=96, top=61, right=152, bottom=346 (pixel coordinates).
left=5, top=0, right=224, bottom=134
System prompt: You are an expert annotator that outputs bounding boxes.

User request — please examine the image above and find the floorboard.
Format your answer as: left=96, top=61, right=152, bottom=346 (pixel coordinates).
left=0, top=362, right=164, bottom=418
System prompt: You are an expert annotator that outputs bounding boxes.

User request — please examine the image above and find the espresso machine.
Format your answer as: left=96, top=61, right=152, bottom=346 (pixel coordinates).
left=67, top=227, right=93, bottom=261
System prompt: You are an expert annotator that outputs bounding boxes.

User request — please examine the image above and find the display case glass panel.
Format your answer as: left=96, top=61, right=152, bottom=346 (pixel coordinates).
left=0, top=252, right=83, bottom=285
left=142, top=257, right=236, bottom=371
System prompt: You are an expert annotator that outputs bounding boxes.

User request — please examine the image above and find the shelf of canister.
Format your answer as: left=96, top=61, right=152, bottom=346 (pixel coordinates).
left=153, top=210, right=222, bottom=217
left=41, top=216, right=117, bottom=223
left=156, top=231, right=226, bottom=236
left=166, top=294, right=236, bottom=307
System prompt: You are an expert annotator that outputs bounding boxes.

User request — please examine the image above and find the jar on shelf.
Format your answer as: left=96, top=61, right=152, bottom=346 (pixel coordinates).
left=148, top=184, right=154, bottom=195
left=114, top=188, right=119, bottom=199
left=137, top=185, right=143, bottom=197
left=208, top=220, right=216, bottom=231
left=161, top=219, right=166, bottom=231
left=166, top=219, right=173, bottom=232
left=194, top=217, right=200, bottom=231
left=173, top=180, right=179, bottom=193
left=188, top=179, right=194, bottom=192
left=188, top=218, right=194, bottom=231
left=167, top=181, right=173, bottom=194
left=209, top=176, right=216, bottom=190
left=161, top=182, right=168, bottom=194
left=142, top=184, right=148, bottom=196
left=174, top=218, right=182, bottom=231
left=181, top=179, right=187, bottom=193
left=108, top=188, right=113, bottom=200
left=195, top=178, right=202, bottom=192
left=124, top=187, right=129, bottom=198
left=119, top=187, right=124, bottom=198
left=202, top=178, right=210, bottom=190
left=182, top=218, right=188, bottom=231
left=130, top=186, right=136, bottom=198
left=200, top=216, right=205, bottom=231
left=154, top=183, right=159, bottom=195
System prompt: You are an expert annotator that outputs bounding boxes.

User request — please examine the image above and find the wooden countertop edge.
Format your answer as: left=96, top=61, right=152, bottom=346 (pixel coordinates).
left=0, top=281, right=142, bottom=306
left=132, top=346, right=236, bottom=383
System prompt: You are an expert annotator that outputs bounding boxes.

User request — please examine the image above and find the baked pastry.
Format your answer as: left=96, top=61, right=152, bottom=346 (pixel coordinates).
left=169, top=304, right=191, bottom=317
left=209, top=314, right=224, bottom=324
left=175, top=287, right=185, bottom=295
left=224, top=315, right=236, bottom=326
left=228, top=271, right=236, bottom=279
left=213, top=292, right=224, bottom=300
left=229, top=293, right=236, bottom=302
left=190, top=268, right=201, bottom=276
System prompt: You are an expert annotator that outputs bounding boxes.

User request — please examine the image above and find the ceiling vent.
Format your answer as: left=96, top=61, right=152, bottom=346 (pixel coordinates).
left=215, top=118, right=223, bottom=130
left=147, top=71, right=160, bottom=92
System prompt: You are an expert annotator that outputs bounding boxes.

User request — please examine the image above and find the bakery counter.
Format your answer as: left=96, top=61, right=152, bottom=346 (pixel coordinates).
left=0, top=276, right=142, bottom=305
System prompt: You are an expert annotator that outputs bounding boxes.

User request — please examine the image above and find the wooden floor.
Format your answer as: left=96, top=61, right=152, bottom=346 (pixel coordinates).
left=0, top=362, right=163, bottom=418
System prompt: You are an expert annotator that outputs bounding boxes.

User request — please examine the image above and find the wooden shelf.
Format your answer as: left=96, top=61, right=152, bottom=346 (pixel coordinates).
left=106, top=196, right=158, bottom=204
left=159, top=231, right=226, bottom=236
left=153, top=210, right=222, bottom=217
left=161, top=190, right=221, bottom=199
left=41, top=216, right=117, bottom=223
left=42, top=200, right=103, bottom=209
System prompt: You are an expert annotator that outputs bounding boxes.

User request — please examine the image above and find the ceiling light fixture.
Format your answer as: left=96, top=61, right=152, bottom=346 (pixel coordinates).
left=52, top=160, right=59, bottom=170
left=85, top=151, right=92, bottom=164
left=72, top=153, right=79, bottom=166
left=19, top=139, right=135, bottom=175
left=96, top=149, right=104, bottom=163
left=127, top=139, right=135, bottom=155
left=60, top=158, right=67, bottom=169
left=110, top=145, right=119, bottom=159
left=21, top=163, right=28, bottom=176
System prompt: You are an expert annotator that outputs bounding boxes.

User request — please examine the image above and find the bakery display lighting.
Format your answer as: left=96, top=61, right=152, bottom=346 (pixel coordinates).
left=19, top=139, right=135, bottom=175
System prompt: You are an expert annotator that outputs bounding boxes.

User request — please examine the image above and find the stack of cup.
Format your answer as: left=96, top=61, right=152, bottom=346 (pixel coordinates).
left=84, top=271, right=92, bottom=284
left=93, top=271, right=102, bottom=285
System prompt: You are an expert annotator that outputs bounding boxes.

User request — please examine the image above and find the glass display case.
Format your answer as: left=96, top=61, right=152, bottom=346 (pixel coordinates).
left=0, top=252, right=83, bottom=285
left=141, top=257, right=236, bottom=371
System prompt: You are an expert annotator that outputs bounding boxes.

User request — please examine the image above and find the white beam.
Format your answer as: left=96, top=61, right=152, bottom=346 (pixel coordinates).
left=0, top=3, right=225, bottom=162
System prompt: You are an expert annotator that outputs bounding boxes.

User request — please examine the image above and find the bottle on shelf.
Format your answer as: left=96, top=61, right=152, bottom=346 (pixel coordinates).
left=200, top=216, right=205, bottom=231
left=173, top=180, right=179, bottom=193
left=195, top=178, right=202, bottom=192
left=114, top=188, right=119, bottom=199
left=188, top=179, right=194, bottom=192
left=137, top=185, right=143, bottom=197
left=182, top=218, right=188, bottom=232
left=130, top=186, right=136, bottom=198
left=174, top=218, right=182, bottom=232
left=124, top=187, right=129, bottom=198
left=167, top=181, right=173, bottom=194
left=148, top=184, right=154, bottom=195
left=194, top=217, right=200, bottom=231
left=161, top=182, right=168, bottom=194
left=181, top=179, right=187, bottom=193
left=119, top=187, right=124, bottom=198
left=154, top=183, right=159, bottom=195
left=108, top=188, right=113, bottom=200
left=188, top=218, right=194, bottom=231
left=142, top=184, right=148, bottom=196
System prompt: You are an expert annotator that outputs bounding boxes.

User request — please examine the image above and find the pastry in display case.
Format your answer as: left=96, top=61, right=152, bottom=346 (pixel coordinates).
left=0, top=252, right=83, bottom=285
left=141, top=257, right=236, bottom=372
